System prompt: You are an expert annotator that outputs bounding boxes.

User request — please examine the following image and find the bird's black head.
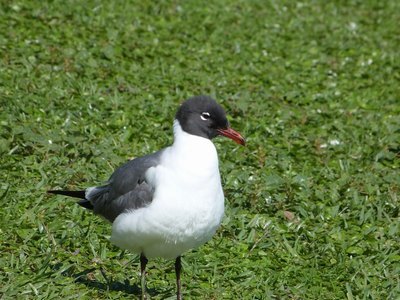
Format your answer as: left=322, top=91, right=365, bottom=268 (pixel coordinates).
left=175, top=95, right=245, bottom=145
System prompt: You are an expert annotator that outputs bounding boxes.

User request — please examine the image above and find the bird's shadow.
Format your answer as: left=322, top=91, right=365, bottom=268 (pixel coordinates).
left=72, top=267, right=139, bottom=295
left=71, top=267, right=173, bottom=298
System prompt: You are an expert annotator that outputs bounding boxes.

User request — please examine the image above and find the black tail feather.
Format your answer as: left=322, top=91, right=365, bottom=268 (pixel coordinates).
left=48, top=190, right=94, bottom=210
left=48, top=190, right=86, bottom=199
left=78, top=199, right=94, bottom=210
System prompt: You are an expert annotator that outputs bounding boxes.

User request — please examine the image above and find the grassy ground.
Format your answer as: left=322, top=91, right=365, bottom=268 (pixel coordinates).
left=1, top=0, right=399, bottom=299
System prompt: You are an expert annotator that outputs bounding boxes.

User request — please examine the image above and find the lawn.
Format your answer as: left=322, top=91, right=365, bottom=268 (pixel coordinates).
left=0, top=0, right=399, bottom=299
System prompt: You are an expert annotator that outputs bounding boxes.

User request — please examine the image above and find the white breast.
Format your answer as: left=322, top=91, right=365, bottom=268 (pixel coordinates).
left=111, top=121, right=225, bottom=259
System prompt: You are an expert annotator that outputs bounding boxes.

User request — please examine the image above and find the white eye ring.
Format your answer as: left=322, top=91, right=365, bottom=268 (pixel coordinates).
left=200, top=112, right=211, bottom=121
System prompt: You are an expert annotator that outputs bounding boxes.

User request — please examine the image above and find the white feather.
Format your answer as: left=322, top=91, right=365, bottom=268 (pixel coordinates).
left=110, top=120, right=225, bottom=259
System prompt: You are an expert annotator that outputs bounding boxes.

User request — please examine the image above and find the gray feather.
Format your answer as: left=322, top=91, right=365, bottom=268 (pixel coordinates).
left=87, top=150, right=163, bottom=222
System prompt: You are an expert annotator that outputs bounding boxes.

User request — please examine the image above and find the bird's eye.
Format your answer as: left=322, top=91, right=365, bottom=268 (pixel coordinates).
left=200, top=112, right=211, bottom=121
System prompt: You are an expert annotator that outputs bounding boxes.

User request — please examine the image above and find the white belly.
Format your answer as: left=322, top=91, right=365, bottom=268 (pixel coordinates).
left=110, top=126, right=225, bottom=259
left=111, top=184, right=224, bottom=259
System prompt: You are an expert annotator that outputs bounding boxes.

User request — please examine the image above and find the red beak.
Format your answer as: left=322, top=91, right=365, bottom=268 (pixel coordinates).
left=217, top=127, right=246, bottom=146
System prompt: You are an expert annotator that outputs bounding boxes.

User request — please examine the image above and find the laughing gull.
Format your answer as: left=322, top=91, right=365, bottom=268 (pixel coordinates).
left=48, top=95, right=245, bottom=299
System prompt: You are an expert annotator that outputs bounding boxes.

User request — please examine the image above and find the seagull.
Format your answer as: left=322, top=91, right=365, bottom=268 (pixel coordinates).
left=48, top=95, right=245, bottom=299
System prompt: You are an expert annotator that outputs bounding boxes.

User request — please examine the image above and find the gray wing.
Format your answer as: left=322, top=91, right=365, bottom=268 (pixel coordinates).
left=86, top=150, right=163, bottom=222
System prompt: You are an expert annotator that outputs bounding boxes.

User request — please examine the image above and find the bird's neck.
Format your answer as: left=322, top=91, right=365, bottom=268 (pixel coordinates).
left=170, top=120, right=219, bottom=169
left=172, top=119, right=211, bottom=146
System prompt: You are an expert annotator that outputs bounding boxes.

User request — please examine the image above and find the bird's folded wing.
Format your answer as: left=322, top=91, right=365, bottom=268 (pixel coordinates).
left=87, top=150, right=164, bottom=222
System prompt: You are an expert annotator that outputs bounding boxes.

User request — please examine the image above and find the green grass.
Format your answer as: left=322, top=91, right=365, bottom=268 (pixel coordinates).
left=1, top=0, right=399, bottom=299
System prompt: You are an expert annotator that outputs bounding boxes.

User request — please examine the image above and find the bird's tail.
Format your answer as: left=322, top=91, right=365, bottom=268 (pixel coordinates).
left=48, top=190, right=86, bottom=198
left=48, top=190, right=94, bottom=210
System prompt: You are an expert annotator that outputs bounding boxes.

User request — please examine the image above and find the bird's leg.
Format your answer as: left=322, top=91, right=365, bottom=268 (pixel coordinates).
left=175, top=256, right=182, bottom=300
left=140, top=253, right=148, bottom=300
